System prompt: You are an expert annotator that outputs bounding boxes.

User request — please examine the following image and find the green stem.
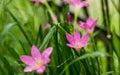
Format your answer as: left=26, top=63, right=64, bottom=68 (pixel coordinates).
left=74, top=10, right=78, bottom=23
left=73, top=10, right=78, bottom=26
left=90, top=33, right=97, bottom=51
left=58, top=24, right=67, bottom=33
left=44, top=2, right=53, bottom=15
left=90, top=33, right=100, bottom=75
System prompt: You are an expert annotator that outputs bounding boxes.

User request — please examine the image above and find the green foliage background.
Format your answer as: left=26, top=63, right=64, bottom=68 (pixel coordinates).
left=0, top=0, right=120, bottom=75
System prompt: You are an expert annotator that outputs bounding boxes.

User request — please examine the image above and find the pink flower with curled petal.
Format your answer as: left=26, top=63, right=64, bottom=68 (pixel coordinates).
left=67, top=12, right=72, bottom=24
left=63, top=0, right=89, bottom=10
left=20, top=45, right=53, bottom=73
left=66, top=30, right=89, bottom=50
left=78, top=18, right=98, bottom=32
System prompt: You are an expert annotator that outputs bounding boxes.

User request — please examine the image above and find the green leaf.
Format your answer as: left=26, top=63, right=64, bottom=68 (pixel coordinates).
left=0, top=56, right=14, bottom=75
left=4, top=6, right=32, bottom=46
left=60, top=51, right=108, bottom=75
left=39, top=25, right=56, bottom=51
left=1, top=22, right=15, bottom=36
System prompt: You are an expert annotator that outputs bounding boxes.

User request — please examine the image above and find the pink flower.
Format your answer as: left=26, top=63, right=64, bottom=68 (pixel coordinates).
left=32, top=0, right=41, bottom=6
left=51, top=13, right=58, bottom=24
left=44, top=24, right=51, bottom=29
left=66, top=30, right=89, bottom=50
left=20, top=45, right=53, bottom=73
left=32, top=0, right=46, bottom=6
left=63, top=0, right=89, bottom=10
left=78, top=18, right=98, bottom=32
left=67, top=13, right=72, bottom=24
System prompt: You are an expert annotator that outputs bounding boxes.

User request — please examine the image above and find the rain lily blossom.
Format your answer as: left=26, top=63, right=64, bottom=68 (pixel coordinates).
left=78, top=18, right=98, bottom=32
left=20, top=45, right=53, bottom=73
left=51, top=13, right=58, bottom=24
left=63, top=0, right=89, bottom=10
left=66, top=30, right=89, bottom=50
left=44, top=24, right=51, bottom=29
left=32, top=0, right=46, bottom=6
left=67, top=12, right=72, bottom=24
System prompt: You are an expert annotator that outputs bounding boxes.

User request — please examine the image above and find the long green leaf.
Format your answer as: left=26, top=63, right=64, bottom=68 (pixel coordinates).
left=60, top=51, right=108, bottom=75
left=39, top=25, right=56, bottom=51
left=0, top=56, right=14, bottom=75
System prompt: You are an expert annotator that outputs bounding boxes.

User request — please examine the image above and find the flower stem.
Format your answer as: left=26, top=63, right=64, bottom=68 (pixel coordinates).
left=90, top=33, right=100, bottom=75
left=44, top=2, right=54, bottom=17
left=73, top=10, right=78, bottom=29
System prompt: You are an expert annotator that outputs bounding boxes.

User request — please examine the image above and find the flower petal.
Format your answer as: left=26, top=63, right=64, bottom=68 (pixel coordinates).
left=20, top=56, right=35, bottom=65
left=44, top=57, right=50, bottom=64
left=31, top=45, right=42, bottom=60
left=67, top=13, right=72, bottom=23
left=66, top=44, right=74, bottom=48
left=90, top=18, right=98, bottom=30
left=66, top=33, right=74, bottom=44
left=36, top=65, right=46, bottom=73
left=42, top=47, right=53, bottom=58
left=78, top=21, right=88, bottom=30
left=24, top=66, right=34, bottom=72
left=80, top=1, right=89, bottom=7
left=86, top=18, right=94, bottom=27
left=81, top=33, right=89, bottom=42
left=74, top=30, right=81, bottom=41
left=80, top=42, right=88, bottom=47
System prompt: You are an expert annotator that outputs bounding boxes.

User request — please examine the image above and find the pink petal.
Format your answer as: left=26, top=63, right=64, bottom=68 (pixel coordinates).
left=31, top=45, right=42, bottom=60
left=44, top=57, right=50, bottom=64
left=67, top=13, right=72, bottom=23
left=20, top=56, right=35, bottom=65
left=32, top=0, right=41, bottom=6
left=86, top=18, right=94, bottom=27
left=74, top=30, right=81, bottom=41
left=81, top=33, right=89, bottom=42
left=66, top=44, right=74, bottom=48
left=36, top=65, right=46, bottom=73
left=90, top=18, right=98, bottom=30
left=44, top=24, right=51, bottom=29
left=80, top=42, right=88, bottom=47
left=80, top=1, right=89, bottom=7
left=66, top=33, right=74, bottom=44
left=24, top=66, right=33, bottom=72
left=51, top=14, right=58, bottom=23
left=42, top=47, right=53, bottom=58
left=78, top=21, right=88, bottom=30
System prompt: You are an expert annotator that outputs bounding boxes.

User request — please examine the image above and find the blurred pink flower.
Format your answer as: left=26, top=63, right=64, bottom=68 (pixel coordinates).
left=51, top=13, right=58, bottom=24
left=78, top=18, right=98, bottom=32
left=63, top=0, right=89, bottom=10
left=20, top=45, right=53, bottom=73
left=66, top=30, right=89, bottom=50
left=32, top=0, right=41, bottom=6
left=32, top=0, right=46, bottom=6
left=44, top=24, right=51, bottom=29
left=67, top=13, right=72, bottom=24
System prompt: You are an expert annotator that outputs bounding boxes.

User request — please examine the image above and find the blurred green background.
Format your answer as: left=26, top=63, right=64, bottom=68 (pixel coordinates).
left=0, top=0, right=120, bottom=75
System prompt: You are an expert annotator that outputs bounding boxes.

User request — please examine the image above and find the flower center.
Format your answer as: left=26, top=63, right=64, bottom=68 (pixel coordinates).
left=34, top=59, right=44, bottom=69
left=74, top=42, right=81, bottom=50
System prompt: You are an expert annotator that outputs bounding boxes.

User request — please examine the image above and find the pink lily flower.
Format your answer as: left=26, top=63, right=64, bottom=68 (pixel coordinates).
left=63, top=0, right=89, bottom=10
left=51, top=13, right=58, bottom=24
left=67, top=12, right=72, bottom=24
left=20, top=45, right=53, bottom=73
left=32, top=0, right=46, bottom=6
left=78, top=18, right=98, bottom=32
left=66, top=30, right=89, bottom=50
left=44, top=24, right=51, bottom=29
